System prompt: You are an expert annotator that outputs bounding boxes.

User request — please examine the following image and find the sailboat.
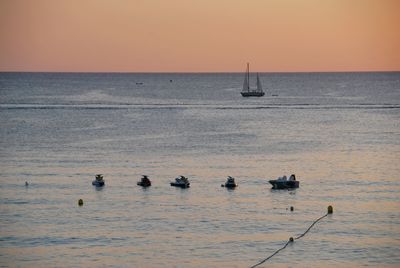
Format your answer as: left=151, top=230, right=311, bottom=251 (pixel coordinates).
left=240, top=63, right=265, bottom=97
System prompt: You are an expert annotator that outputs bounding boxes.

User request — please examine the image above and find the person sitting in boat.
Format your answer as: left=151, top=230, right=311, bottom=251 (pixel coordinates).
left=288, top=174, right=296, bottom=181
left=277, top=175, right=287, bottom=181
left=179, top=176, right=188, bottom=183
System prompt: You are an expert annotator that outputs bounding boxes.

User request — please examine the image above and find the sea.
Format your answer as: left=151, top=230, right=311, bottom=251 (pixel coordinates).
left=0, top=72, right=399, bottom=267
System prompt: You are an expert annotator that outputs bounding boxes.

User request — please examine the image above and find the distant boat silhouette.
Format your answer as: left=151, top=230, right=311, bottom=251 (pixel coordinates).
left=241, top=63, right=265, bottom=97
left=170, top=175, right=190, bottom=188
left=92, top=174, right=105, bottom=187
left=137, top=175, right=151, bottom=187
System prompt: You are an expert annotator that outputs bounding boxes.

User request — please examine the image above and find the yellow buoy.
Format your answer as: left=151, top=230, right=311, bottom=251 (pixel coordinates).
left=327, top=205, right=333, bottom=214
left=78, top=199, right=83, bottom=206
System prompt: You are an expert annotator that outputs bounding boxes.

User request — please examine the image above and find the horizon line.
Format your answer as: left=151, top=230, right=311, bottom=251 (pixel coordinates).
left=1, top=70, right=399, bottom=74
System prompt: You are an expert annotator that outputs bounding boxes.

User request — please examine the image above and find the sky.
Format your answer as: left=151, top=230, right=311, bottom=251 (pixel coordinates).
left=0, top=0, right=399, bottom=72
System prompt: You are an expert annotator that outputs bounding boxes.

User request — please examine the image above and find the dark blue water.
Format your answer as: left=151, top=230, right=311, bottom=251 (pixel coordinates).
left=0, top=72, right=399, bottom=267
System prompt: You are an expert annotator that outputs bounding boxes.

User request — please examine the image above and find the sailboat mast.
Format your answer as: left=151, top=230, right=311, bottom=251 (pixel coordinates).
left=247, top=63, right=250, bottom=92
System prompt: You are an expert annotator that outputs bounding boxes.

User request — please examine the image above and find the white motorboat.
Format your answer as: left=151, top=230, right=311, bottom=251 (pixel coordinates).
left=269, top=174, right=299, bottom=189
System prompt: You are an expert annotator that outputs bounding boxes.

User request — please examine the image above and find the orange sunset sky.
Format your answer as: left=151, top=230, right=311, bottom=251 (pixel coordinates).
left=0, top=0, right=399, bottom=72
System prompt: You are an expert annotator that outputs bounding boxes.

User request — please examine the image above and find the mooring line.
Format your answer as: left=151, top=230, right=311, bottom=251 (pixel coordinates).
left=293, top=213, right=328, bottom=240
left=249, top=206, right=333, bottom=268
left=249, top=240, right=292, bottom=268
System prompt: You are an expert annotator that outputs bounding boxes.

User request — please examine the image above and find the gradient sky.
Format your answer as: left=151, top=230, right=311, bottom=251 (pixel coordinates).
left=0, top=0, right=399, bottom=72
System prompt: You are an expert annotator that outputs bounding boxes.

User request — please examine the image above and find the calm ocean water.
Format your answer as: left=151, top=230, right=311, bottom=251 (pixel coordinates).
left=0, top=72, right=399, bottom=267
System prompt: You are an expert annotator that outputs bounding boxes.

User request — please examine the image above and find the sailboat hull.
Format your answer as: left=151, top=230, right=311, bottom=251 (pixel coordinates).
left=241, top=91, right=265, bottom=97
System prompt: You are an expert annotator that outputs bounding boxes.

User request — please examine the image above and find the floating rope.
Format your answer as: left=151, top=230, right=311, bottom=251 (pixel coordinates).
left=249, top=239, right=292, bottom=268
left=293, top=213, right=328, bottom=240
left=250, top=206, right=333, bottom=268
